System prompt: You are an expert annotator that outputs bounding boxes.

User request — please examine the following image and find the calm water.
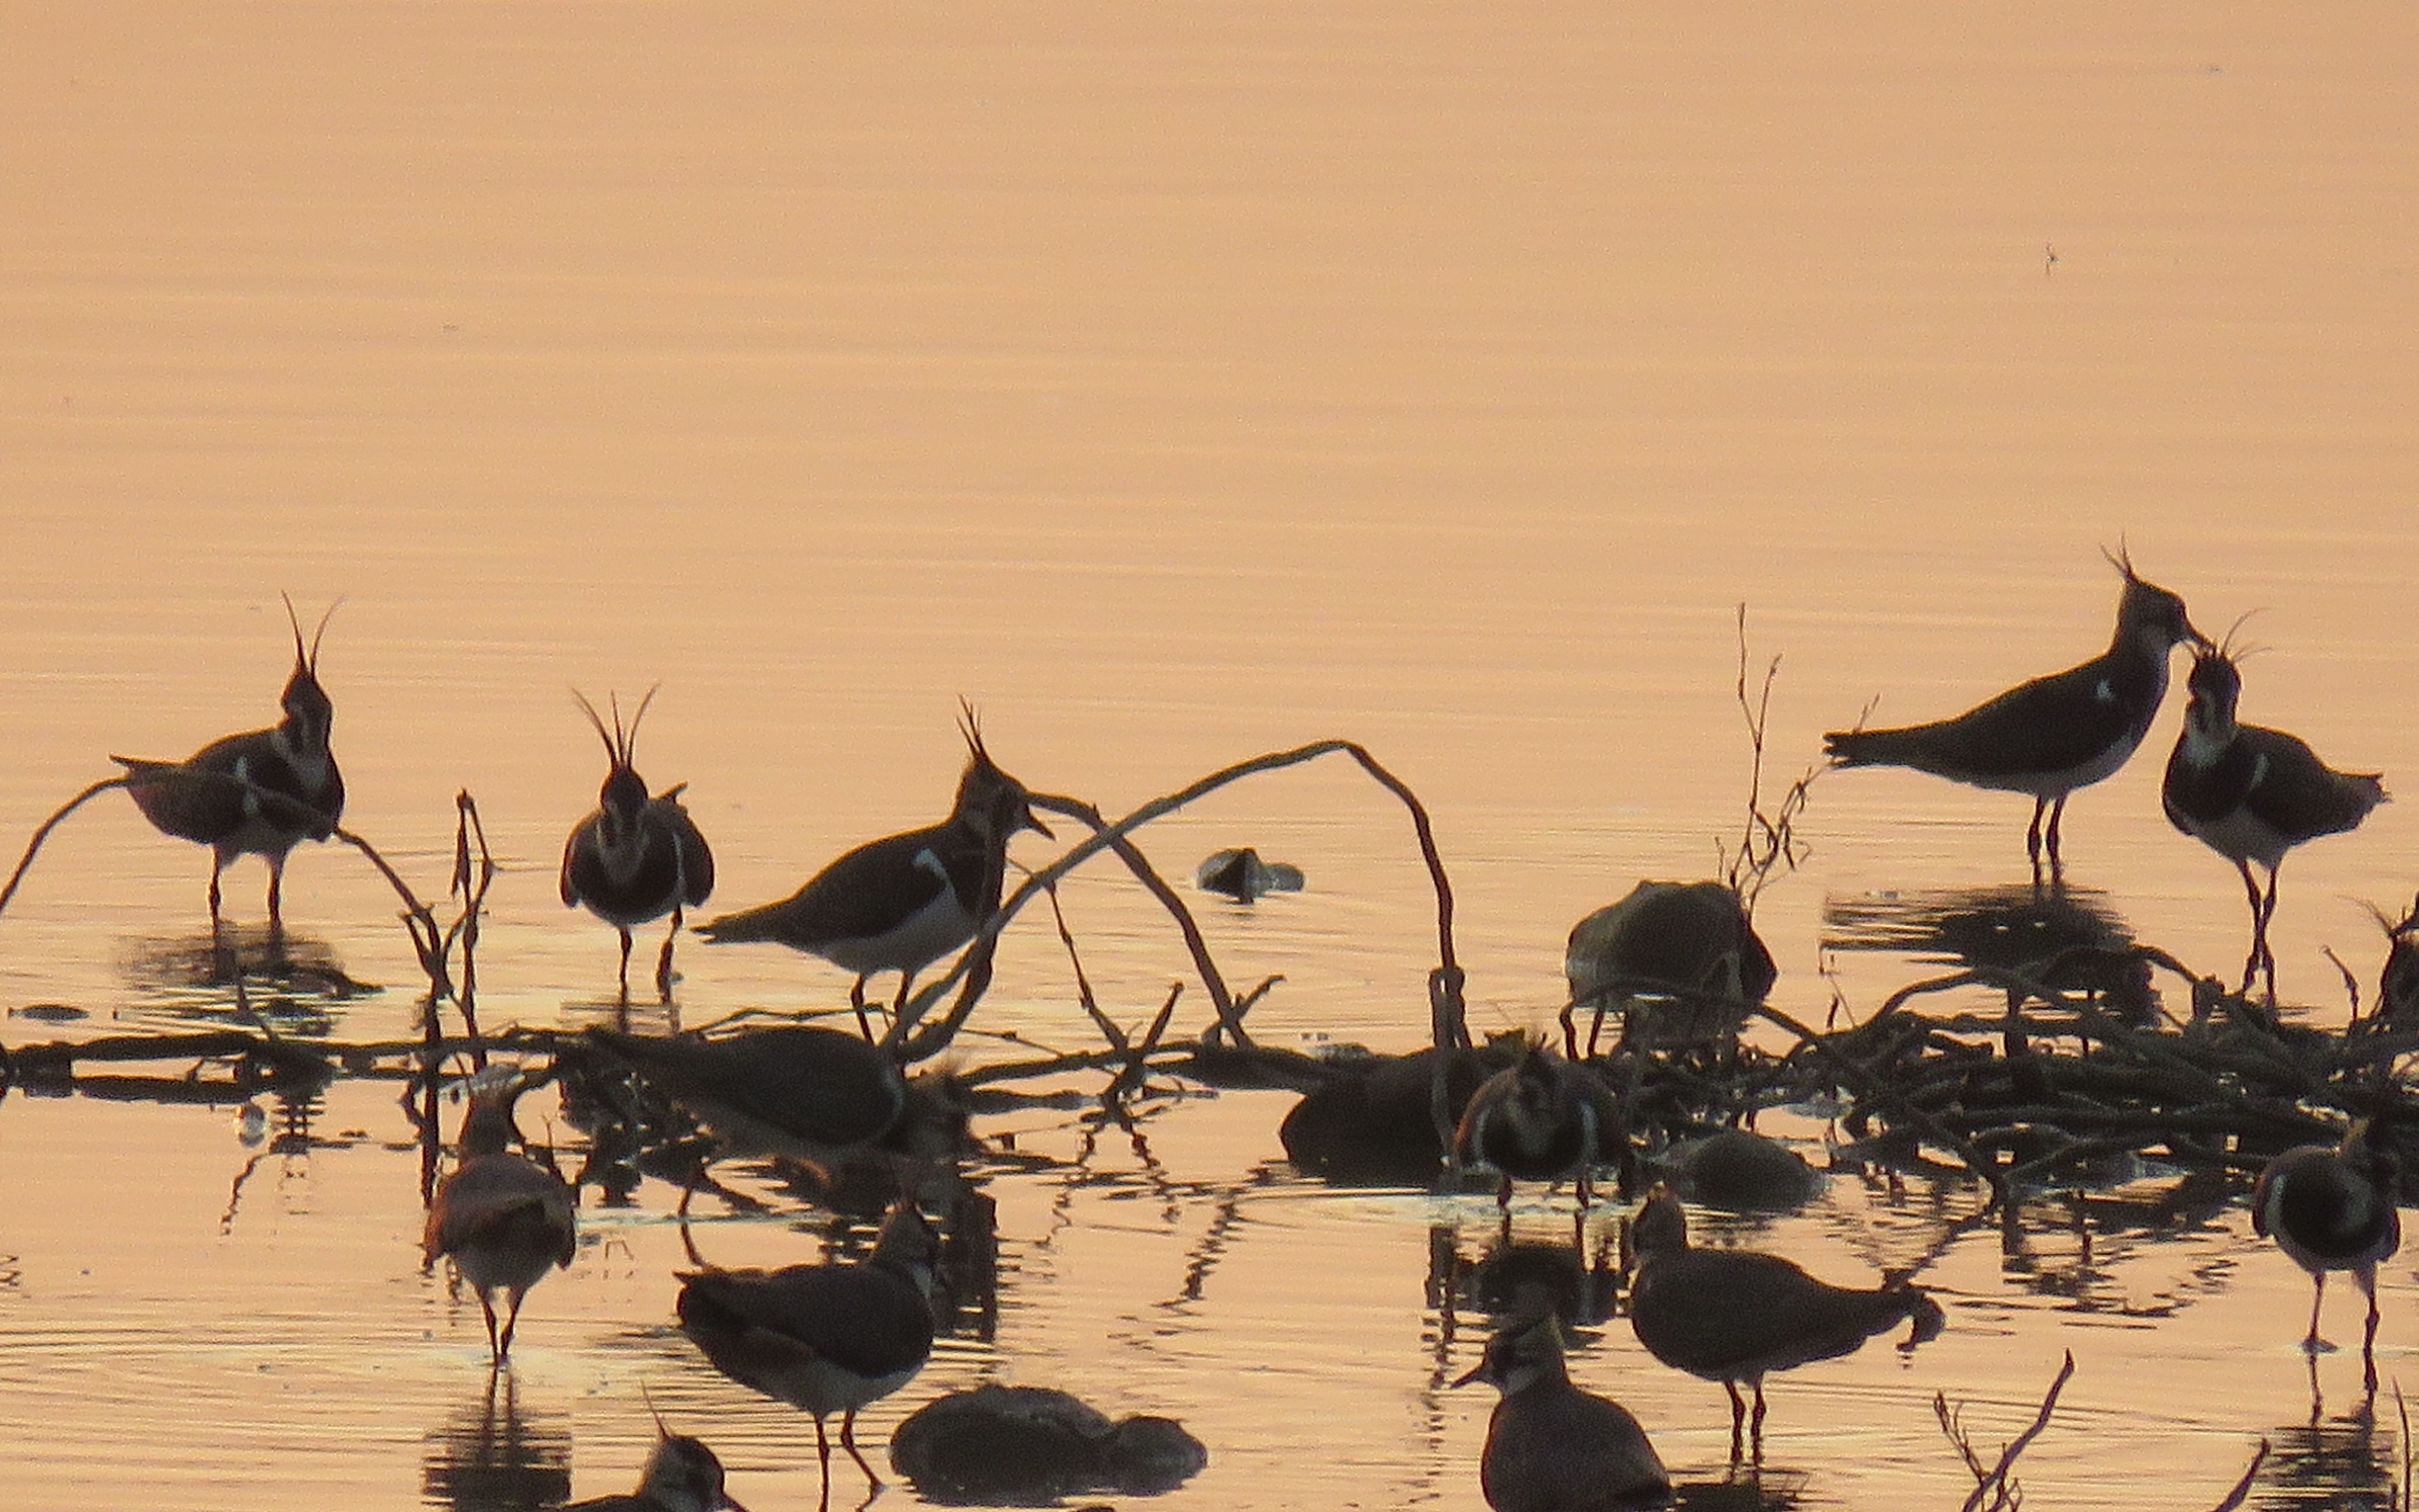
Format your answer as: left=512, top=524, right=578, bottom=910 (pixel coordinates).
left=3, top=3, right=2417, bottom=1508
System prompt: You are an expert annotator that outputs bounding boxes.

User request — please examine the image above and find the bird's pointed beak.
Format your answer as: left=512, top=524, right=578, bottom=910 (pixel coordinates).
left=1449, top=1360, right=1487, bottom=1389
left=2185, top=618, right=2216, bottom=652
left=1020, top=803, right=1053, bottom=841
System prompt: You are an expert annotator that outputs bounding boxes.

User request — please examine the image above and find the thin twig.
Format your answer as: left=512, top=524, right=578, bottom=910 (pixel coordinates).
left=887, top=739, right=1462, bottom=1062
left=0, top=776, right=130, bottom=919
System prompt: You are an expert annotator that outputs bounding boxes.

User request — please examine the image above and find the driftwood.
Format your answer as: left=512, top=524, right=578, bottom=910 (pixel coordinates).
left=7, top=737, right=2418, bottom=1226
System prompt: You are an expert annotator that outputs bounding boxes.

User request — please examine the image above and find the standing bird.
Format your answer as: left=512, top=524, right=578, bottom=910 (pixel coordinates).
left=697, top=713, right=1051, bottom=1040
left=1453, top=1312, right=1671, bottom=1512
left=423, top=1077, right=579, bottom=1367
left=2162, top=643, right=2387, bottom=1000
left=111, top=595, right=345, bottom=943
left=2252, top=1120, right=2400, bottom=1391
left=1628, top=1185, right=1943, bottom=1460
left=565, top=1434, right=754, bottom=1512
left=1825, top=551, right=2207, bottom=878
left=561, top=688, right=715, bottom=1003
left=1454, top=1046, right=1618, bottom=1210
left=677, top=1201, right=940, bottom=1511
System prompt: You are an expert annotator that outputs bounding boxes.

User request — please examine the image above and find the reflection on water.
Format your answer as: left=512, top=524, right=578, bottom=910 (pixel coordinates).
left=2257, top=1391, right=2400, bottom=1511
left=5, top=1, right=2419, bottom=1508
left=421, top=1373, right=572, bottom=1512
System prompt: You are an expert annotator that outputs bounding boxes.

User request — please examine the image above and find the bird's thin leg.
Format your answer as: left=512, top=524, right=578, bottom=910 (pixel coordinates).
left=2236, top=862, right=2266, bottom=996
left=480, top=1293, right=503, bottom=1365
left=849, top=977, right=874, bottom=1042
left=814, top=1416, right=835, bottom=1512
left=1750, top=1378, right=1768, bottom=1461
left=498, top=1290, right=525, bottom=1363
left=841, top=1407, right=881, bottom=1485
left=2044, top=795, right=2068, bottom=880
left=1725, top=1381, right=1748, bottom=1462
left=656, top=908, right=682, bottom=1002
left=2259, top=867, right=2283, bottom=1004
left=2025, top=798, right=2047, bottom=876
left=265, top=855, right=287, bottom=944
left=2304, top=1273, right=2329, bottom=1353
left=2360, top=1265, right=2382, bottom=1396
left=208, top=859, right=227, bottom=940
left=1496, top=1174, right=1514, bottom=1213
left=892, top=969, right=919, bottom=1023
left=617, top=927, right=635, bottom=1003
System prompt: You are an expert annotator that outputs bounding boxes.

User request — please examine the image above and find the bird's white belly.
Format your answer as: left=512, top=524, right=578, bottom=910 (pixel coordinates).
left=817, top=879, right=978, bottom=977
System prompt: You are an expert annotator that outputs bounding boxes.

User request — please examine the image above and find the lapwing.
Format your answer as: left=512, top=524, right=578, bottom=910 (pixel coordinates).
left=697, top=712, right=1049, bottom=1039
left=112, top=595, right=345, bottom=942
left=563, top=1434, right=753, bottom=1512
left=1825, top=551, right=2208, bottom=878
left=1628, top=1185, right=1943, bottom=1460
left=422, top=1076, right=579, bottom=1367
left=561, top=687, right=715, bottom=1003
left=677, top=1200, right=939, bottom=1511
left=1454, top=1045, right=1619, bottom=1211
left=2162, top=642, right=2387, bottom=1000
left=1454, top=1312, right=1670, bottom=1512
left=2253, top=1119, right=2400, bottom=1391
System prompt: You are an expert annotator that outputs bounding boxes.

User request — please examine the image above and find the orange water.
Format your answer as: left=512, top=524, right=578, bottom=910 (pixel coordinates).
left=3, top=3, right=2416, bottom=1507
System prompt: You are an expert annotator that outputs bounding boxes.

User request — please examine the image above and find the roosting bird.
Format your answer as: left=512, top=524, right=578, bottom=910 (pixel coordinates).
left=561, top=687, right=715, bottom=1003
left=111, top=595, right=345, bottom=942
left=1825, top=550, right=2207, bottom=878
left=1628, top=1185, right=1944, bottom=1460
left=677, top=1200, right=939, bottom=1511
left=1454, top=1311, right=1671, bottom=1512
left=2162, top=642, right=2386, bottom=1000
left=423, top=1076, right=579, bottom=1367
left=563, top=1433, right=753, bottom=1512
left=697, top=710, right=1050, bottom=1040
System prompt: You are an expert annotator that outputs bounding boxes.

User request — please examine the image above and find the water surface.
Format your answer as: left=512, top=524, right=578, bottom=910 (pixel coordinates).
left=3, top=3, right=2417, bottom=1508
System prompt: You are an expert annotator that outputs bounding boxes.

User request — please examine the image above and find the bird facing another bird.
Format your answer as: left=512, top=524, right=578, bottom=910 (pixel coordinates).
left=1825, top=551, right=2208, bottom=879
left=2162, top=642, right=2387, bottom=1001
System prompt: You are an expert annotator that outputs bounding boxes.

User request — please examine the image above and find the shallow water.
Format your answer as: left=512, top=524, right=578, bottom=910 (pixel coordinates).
left=3, top=2, right=2418, bottom=1509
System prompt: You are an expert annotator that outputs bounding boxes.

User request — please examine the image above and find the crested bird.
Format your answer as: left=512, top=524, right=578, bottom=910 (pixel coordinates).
left=1824, top=551, right=2207, bottom=878
left=1627, top=1185, right=1943, bottom=1460
left=565, top=1433, right=753, bottom=1512
left=561, top=687, right=715, bottom=1003
left=423, top=1076, right=579, bottom=1367
left=696, top=711, right=1050, bottom=1040
left=2253, top=1120, right=2400, bottom=1391
left=1454, top=1045, right=1619, bottom=1210
left=1454, top=1312, right=1671, bottom=1512
left=111, top=595, right=345, bottom=942
left=677, top=1200, right=940, bottom=1511
left=2162, top=642, right=2387, bottom=1000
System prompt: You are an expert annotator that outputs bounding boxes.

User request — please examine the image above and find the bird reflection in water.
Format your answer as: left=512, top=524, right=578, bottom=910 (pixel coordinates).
left=1826, top=882, right=2160, bottom=1050
left=420, top=1369, right=573, bottom=1512
left=2258, top=1383, right=2400, bottom=1508
left=122, top=924, right=366, bottom=1005
left=1428, top=1218, right=1623, bottom=1344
